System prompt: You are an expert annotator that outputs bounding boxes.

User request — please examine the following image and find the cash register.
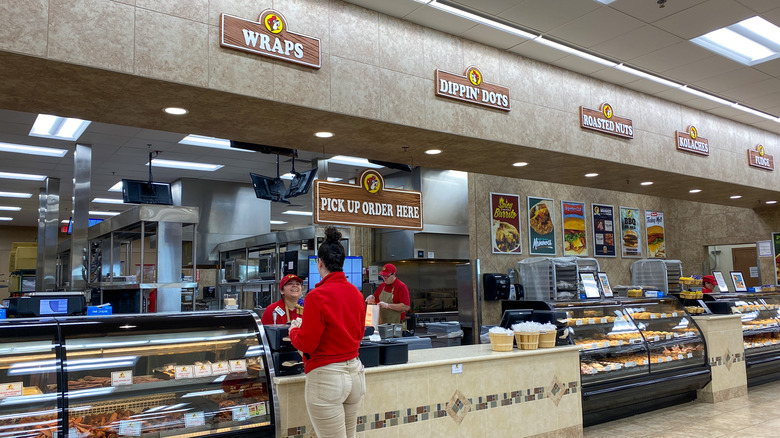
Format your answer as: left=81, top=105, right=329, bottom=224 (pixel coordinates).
left=3, top=292, right=86, bottom=317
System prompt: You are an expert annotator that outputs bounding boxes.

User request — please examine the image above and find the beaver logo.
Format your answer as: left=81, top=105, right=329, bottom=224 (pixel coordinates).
left=602, top=103, right=613, bottom=119
left=361, top=170, right=383, bottom=194
left=467, top=68, right=482, bottom=86
left=264, top=14, right=283, bottom=33
left=758, top=144, right=765, bottom=156
left=689, top=126, right=698, bottom=139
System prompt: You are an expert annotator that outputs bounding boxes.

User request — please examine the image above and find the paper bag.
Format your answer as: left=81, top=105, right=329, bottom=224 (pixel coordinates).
left=365, top=304, right=380, bottom=328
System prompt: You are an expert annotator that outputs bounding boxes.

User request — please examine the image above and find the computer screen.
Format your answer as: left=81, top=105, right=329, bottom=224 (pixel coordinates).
left=308, top=256, right=363, bottom=291
left=67, top=217, right=104, bottom=235
left=249, top=173, right=289, bottom=204
left=285, top=168, right=318, bottom=199
left=39, top=299, right=69, bottom=315
left=122, top=179, right=173, bottom=205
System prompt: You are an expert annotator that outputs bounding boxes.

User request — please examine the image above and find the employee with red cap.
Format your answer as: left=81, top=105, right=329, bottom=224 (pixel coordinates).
left=366, top=263, right=410, bottom=325
left=261, top=274, right=304, bottom=324
left=702, top=275, right=718, bottom=294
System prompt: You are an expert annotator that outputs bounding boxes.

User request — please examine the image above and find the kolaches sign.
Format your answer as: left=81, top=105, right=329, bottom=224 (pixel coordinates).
left=313, top=170, right=423, bottom=230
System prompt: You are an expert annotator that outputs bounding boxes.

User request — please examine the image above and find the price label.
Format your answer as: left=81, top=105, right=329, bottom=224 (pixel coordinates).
left=0, top=382, right=22, bottom=399
left=211, top=361, right=230, bottom=375
left=111, top=370, right=133, bottom=386
left=666, top=334, right=672, bottom=340
left=661, top=313, right=667, bottom=318
left=687, top=353, right=693, bottom=358
left=68, top=428, right=78, bottom=438
left=232, top=405, right=249, bottom=422
left=575, top=319, right=583, bottom=326
left=677, top=354, right=684, bottom=360
left=650, top=314, right=657, bottom=319
left=194, top=364, right=212, bottom=378
left=617, top=340, right=624, bottom=346
left=653, top=336, right=660, bottom=342
left=601, top=341, right=610, bottom=348
left=590, top=369, right=598, bottom=375
left=249, top=402, right=266, bottom=417
left=673, top=333, right=679, bottom=338
left=630, top=338, right=642, bottom=344
left=613, top=363, right=622, bottom=370
left=175, top=365, right=194, bottom=380
left=229, top=359, right=247, bottom=373
left=604, top=365, right=613, bottom=371
left=625, top=361, right=636, bottom=368
left=666, top=355, right=673, bottom=362
left=119, top=420, right=142, bottom=436
left=588, top=318, right=596, bottom=325
left=601, top=317, right=608, bottom=324
left=672, top=312, right=678, bottom=317
left=184, top=412, right=205, bottom=427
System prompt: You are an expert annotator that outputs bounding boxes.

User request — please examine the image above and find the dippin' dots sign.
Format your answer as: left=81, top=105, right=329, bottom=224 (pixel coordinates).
left=435, top=66, right=511, bottom=111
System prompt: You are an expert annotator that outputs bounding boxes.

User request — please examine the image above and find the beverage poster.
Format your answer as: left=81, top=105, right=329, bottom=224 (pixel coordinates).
left=490, top=193, right=522, bottom=254
left=528, top=196, right=556, bottom=255
left=561, top=201, right=587, bottom=256
left=620, top=207, right=642, bottom=258
left=774, top=232, right=780, bottom=286
left=592, top=204, right=616, bottom=257
left=645, top=211, right=665, bottom=258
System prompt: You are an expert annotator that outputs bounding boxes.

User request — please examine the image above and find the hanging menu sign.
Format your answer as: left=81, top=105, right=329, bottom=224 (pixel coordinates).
left=435, top=66, right=511, bottom=111
left=314, top=170, right=423, bottom=230
left=580, top=103, right=633, bottom=139
left=221, top=10, right=321, bottom=69
left=675, top=125, right=709, bottom=156
left=592, top=204, right=616, bottom=257
left=748, top=145, right=775, bottom=171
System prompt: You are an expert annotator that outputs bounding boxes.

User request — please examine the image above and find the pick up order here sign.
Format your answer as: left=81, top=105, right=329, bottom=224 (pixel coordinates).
left=313, top=170, right=423, bottom=230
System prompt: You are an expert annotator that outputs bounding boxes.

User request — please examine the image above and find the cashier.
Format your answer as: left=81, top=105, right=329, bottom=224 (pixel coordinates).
left=366, top=263, right=410, bottom=325
left=702, top=275, right=718, bottom=294
left=261, top=274, right=304, bottom=324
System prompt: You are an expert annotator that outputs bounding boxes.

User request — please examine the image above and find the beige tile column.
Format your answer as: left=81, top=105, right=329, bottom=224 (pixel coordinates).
left=694, top=315, right=747, bottom=403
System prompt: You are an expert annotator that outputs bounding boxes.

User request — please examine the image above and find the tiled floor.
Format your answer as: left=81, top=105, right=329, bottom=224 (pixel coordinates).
left=584, top=380, right=780, bottom=437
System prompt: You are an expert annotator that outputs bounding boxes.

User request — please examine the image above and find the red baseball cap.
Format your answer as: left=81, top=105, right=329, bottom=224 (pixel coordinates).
left=280, top=274, right=303, bottom=290
left=379, top=263, right=397, bottom=277
left=702, top=275, right=716, bottom=285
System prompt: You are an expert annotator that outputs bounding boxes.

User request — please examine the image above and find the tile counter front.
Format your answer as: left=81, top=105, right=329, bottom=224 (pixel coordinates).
left=274, top=344, right=583, bottom=438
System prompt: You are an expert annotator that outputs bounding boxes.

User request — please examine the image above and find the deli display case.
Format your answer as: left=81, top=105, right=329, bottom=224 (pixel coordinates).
left=0, top=311, right=276, bottom=438
left=518, top=298, right=709, bottom=425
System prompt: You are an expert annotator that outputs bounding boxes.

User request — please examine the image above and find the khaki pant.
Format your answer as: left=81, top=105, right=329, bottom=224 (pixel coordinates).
left=304, top=358, right=366, bottom=438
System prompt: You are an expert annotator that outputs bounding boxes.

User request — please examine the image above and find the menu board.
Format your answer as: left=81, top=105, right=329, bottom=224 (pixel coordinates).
left=562, top=201, right=587, bottom=256
left=774, top=233, right=780, bottom=286
left=645, top=211, right=665, bottom=258
left=619, top=207, right=642, bottom=258
left=591, top=204, right=616, bottom=257
left=490, top=193, right=522, bottom=254
left=528, top=196, right=556, bottom=255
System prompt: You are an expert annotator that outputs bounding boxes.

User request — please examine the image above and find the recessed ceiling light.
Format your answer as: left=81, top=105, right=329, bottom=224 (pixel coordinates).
left=327, top=177, right=343, bottom=182
left=30, top=114, right=91, bottom=141
left=689, top=189, right=702, bottom=193
left=92, top=198, right=124, bottom=204
left=315, top=132, right=334, bottom=138
left=425, top=149, right=442, bottom=155
left=109, top=181, right=123, bottom=192
left=270, top=220, right=288, bottom=225
left=585, top=173, right=599, bottom=177
left=0, top=206, right=22, bottom=211
left=179, top=134, right=253, bottom=152
left=149, top=159, right=223, bottom=172
left=691, top=16, right=780, bottom=66
left=282, top=210, right=313, bottom=216
left=640, top=181, right=653, bottom=186
left=0, top=171, right=46, bottom=181
left=89, top=211, right=121, bottom=216
left=163, top=107, right=188, bottom=115
left=0, top=217, right=12, bottom=221
left=730, top=195, right=742, bottom=199
left=61, top=219, right=70, bottom=224
left=767, top=200, right=777, bottom=204
left=512, top=162, right=528, bottom=167
left=0, top=142, right=69, bottom=157
left=0, top=191, right=33, bottom=198
left=327, top=155, right=383, bottom=168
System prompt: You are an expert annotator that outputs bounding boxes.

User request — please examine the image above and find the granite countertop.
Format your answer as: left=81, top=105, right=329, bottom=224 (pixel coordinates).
left=273, top=344, right=581, bottom=386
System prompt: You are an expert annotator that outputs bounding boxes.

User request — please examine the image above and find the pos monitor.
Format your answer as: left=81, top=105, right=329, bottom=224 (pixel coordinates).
left=285, top=168, right=318, bottom=199
left=121, top=179, right=173, bottom=205
left=249, top=173, right=289, bottom=204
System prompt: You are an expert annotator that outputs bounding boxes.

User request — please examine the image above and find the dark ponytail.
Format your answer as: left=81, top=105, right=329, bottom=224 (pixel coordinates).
left=318, top=226, right=345, bottom=273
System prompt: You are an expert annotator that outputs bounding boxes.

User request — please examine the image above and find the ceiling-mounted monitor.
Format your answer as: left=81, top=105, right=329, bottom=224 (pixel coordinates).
left=250, top=173, right=289, bottom=204
left=285, top=167, right=318, bottom=199
left=121, top=179, right=173, bottom=205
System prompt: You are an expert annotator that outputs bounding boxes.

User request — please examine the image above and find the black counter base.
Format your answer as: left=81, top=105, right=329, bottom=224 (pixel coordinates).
left=747, top=352, right=780, bottom=387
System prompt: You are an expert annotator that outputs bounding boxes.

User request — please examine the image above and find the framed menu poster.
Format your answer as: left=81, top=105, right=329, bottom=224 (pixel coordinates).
left=597, top=272, right=613, bottom=297
left=591, top=204, right=616, bottom=257
left=645, top=211, right=665, bottom=258
left=730, top=271, right=747, bottom=292
left=490, top=193, right=522, bottom=254
left=712, top=271, right=729, bottom=293
left=528, top=196, right=555, bottom=255
left=562, top=201, right=587, bottom=256
left=619, top=207, right=642, bottom=258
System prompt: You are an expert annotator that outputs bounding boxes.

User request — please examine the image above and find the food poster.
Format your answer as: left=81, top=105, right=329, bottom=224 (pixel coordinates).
left=645, top=211, right=665, bottom=258
left=619, top=207, right=642, bottom=258
left=591, top=204, right=616, bottom=257
left=490, top=193, right=522, bottom=254
left=774, top=232, right=780, bottom=286
left=527, top=196, right=556, bottom=255
left=562, top=201, right=587, bottom=256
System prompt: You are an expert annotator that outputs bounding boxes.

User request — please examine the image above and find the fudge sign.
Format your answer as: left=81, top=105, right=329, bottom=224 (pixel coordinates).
left=220, top=10, right=321, bottom=68
left=748, top=145, right=775, bottom=171
left=314, top=170, right=423, bottom=230
left=435, top=66, right=511, bottom=111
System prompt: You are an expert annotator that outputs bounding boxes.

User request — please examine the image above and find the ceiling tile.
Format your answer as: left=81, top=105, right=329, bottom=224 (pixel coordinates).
left=404, top=4, right=479, bottom=35
left=507, top=40, right=567, bottom=64
left=451, top=0, right=522, bottom=15
left=663, top=55, right=743, bottom=84
left=611, top=0, right=708, bottom=23
left=630, top=41, right=714, bottom=74
left=341, top=0, right=422, bottom=18
left=754, top=58, right=780, bottom=77
left=720, top=78, right=780, bottom=102
left=588, top=67, right=639, bottom=85
left=591, top=25, right=682, bottom=61
left=692, top=67, right=772, bottom=93
left=622, top=78, right=674, bottom=95
left=551, top=56, right=610, bottom=76
left=460, top=24, right=531, bottom=50
left=653, top=87, right=700, bottom=104
left=653, top=0, right=755, bottom=39
left=734, top=0, right=780, bottom=13
left=499, top=0, right=602, bottom=34
left=545, top=7, right=645, bottom=48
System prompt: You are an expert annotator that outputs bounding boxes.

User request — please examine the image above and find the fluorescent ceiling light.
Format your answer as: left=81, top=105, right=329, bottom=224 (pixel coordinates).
left=536, top=37, right=617, bottom=67
left=327, top=155, right=383, bottom=169
left=616, top=64, right=681, bottom=88
left=29, top=114, right=91, bottom=141
left=92, top=198, right=124, bottom=204
left=730, top=103, right=777, bottom=121
left=0, top=206, right=21, bottom=211
left=282, top=210, right=313, bottom=216
left=419, top=0, right=535, bottom=39
left=594, top=0, right=616, bottom=4
left=179, top=135, right=255, bottom=152
left=0, top=217, right=12, bottom=221
left=149, top=159, right=223, bottom=172
left=0, top=171, right=46, bottom=181
left=270, top=220, right=288, bottom=225
left=0, top=142, right=68, bottom=157
left=164, top=107, right=188, bottom=115
left=108, top=181, right=123, bottom=192
left=89, top=211, right=120, bottom=216
left=678, top=86, right=733, bottom=106
left=327, top=177, right=343, bottom=182
left=691, top=16, right=780, bottom=66
left=0, top=191, right=33, bottom=198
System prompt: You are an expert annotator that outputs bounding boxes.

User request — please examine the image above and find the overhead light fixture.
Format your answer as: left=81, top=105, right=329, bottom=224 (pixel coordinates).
left=594, top=0, right=616, bottom=4
left=767, top=200, right=778, bottom=204
left=270, top=220, right=288, bottom=225
left=89, top=211, right=121, bottom=216
left=414, top=0, right=535, bottom=39
left=730, top=103, right=777, bottom=121
left=585, top=173, right=599, bottom=177
left=0, top=217, right=12, bottom=221
left=92, top=198, right=124, bottom=204
left=730, top=195, right=742, bottom=199
left=315, top=132, right=334, bottom=138
left=148, top=159, right=223, bottom=172
left=327, top=155, right=383, bottom=168
left=536, top=37, right=617, bottom=67
left=513, top=162, right=528, bottom=167
left=0, top=191, right=33, bottom=198
left=640, top=181, right=653, bottom=186
left=29, top=114, right=91, bottom=141
left=280, top=172, right=295, bottom=180
left=282, top=210, right=313, bottom=216
left=425, top=149, right=442, bottom=155
left=678, top=86, right=734, bottom=106
left=689, top=189, right=702, bottom=193
left=616, top=64, right=682, bottom=88
left=108, top=181, right=123, bottom=192
left=327, top=177, right=343, bottom=182
left=0, top=171, right=46, bottom=181
left=691, top=17, right=780, bottom=66
left=179, top=135, right=253, bottom=152
left=0, top=206, right=22, bottom=211
left=163, top=107, right=188, bottom=115
left=0, top=142, right=68, bottom=157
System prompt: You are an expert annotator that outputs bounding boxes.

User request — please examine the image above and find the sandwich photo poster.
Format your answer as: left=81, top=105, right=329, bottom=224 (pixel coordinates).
left=490, top=193, right=522, bottom=254
left=528, top=196, right=556, bottom=255
left=620, top=207, right=642, bottom=258
left=591, top=203, right=616, bottom=257
left=561, top=201, right=587, bottom=256
left=773, top=232, right=780, bottom=286
left=645, top=211, right=665, bottom=258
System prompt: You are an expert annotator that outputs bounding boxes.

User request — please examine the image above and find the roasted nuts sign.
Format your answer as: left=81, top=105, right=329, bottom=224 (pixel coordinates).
left=580, top=103, right=633, bottom=139
left=220, top=10, right=321, bottom=69
left=313, top=170, right=423, bottom=230
left=435, top=66, right=511, bottom=111
left=748, top=145, right=774, bottom=171
left=676, top=125, right=709, bottom=156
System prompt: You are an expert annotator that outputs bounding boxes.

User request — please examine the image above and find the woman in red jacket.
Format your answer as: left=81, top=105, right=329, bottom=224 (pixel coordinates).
left=261, top=274, right=304, bottom=325
left=289, top=226, right=366, bottom=438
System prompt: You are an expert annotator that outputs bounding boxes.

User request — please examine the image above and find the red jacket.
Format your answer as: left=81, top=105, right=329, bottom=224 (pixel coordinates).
left=261, top=299, right=302, bottom=325
left=289, top=271, right=365, bottom=373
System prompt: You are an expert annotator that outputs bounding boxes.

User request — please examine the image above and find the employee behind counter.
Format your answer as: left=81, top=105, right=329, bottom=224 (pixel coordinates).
left=365, top=263, right=410, bottom=325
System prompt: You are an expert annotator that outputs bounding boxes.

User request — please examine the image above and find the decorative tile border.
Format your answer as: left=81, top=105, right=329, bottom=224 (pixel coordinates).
left=282, top=378, right=579, bottom=438
left=709, top=349, right=743, bottom=371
